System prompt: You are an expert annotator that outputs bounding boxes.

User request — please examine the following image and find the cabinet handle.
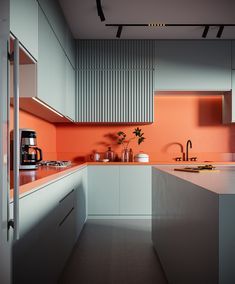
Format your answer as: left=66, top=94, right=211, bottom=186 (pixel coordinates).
left=13, top=38, right=20, bottom=241
left=59, top=189, right=74, bottom=203
left=59, top=207, right=74, bottom=227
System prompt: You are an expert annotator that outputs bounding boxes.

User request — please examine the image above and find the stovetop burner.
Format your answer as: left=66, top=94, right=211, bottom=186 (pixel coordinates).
left=38, top=160, right=72, bottom=167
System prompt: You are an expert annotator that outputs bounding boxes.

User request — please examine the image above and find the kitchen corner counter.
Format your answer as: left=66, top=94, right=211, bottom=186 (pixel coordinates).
left=11, top=161, right=235, bottom=199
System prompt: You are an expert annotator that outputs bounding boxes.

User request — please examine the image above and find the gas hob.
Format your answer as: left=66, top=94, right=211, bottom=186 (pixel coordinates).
left=38, top=160, right=72, bottom=168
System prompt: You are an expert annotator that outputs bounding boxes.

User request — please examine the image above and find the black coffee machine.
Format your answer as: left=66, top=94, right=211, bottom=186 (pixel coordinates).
left=19, top=129, right=42, bottom=170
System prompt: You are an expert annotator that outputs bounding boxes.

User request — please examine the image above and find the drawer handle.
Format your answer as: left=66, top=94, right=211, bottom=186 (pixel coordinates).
left=59, top=207, right=74, bottom=227
left=59, top=189, right=74, bottom=203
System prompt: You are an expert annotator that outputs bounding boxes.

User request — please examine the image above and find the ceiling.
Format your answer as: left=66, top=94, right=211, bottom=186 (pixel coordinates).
left=58, top=0, right=235, bottom=39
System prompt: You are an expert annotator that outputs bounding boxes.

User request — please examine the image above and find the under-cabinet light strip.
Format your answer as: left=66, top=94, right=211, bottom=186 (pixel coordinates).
left=32, top=97, right=64, bottom=117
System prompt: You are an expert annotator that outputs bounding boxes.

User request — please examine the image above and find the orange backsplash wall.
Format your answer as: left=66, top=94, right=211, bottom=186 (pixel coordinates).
left=10, top=106, right=57, bottom=160
left=56, top=92, right=235, bottom=162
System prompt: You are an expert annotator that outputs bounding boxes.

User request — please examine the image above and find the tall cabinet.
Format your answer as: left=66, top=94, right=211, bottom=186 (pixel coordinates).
left=10, top=0, right=76, bottom=122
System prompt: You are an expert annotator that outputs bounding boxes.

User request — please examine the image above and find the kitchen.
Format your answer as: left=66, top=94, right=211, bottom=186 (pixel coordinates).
left=1, top=0, right=235, bottom=283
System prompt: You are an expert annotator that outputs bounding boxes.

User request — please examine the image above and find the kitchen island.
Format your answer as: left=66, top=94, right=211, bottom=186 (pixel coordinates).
left=152, top=165, right=235, bottom=284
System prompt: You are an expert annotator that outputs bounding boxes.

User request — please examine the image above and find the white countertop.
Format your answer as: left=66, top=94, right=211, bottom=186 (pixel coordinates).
left=153, top=165, right=235, bottom=195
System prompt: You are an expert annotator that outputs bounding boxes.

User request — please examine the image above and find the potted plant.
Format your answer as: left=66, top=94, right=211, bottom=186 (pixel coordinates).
left=117, top=127, right=146, bottom=162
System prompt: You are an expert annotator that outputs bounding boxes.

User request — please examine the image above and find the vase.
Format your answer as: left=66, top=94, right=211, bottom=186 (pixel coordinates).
left=121, top=148, right=129, bottom=162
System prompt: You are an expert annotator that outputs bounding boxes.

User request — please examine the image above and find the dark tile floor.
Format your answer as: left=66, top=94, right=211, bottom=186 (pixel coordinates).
left=59, top=219, right=168, bottom=284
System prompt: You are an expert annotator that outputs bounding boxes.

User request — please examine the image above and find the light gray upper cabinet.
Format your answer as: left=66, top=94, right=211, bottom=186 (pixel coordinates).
left=37, top=0, right=66, bottom=47
left=37, top=0, right=76, bottom=68
left=10, top=0, right=38, bottom=60
left=65, top=58, right=76, bottom=121
left=155, top=40, right=231, bottom=91
left=232, top=41, right=235, bottom=69
left=65, top=29, right=76, bottom=69
left=76, top=40, right=154, bottom=123
left=38, top=7, right=66, bottom=115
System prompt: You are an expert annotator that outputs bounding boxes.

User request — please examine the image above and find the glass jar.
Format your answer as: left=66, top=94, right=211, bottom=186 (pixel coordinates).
left=105, top=147, right=114, bottom=162
left=121, top=148, right=129, bottom=162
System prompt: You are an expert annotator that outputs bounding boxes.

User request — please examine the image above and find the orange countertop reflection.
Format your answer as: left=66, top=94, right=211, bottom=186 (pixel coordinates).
left=10, top=161, right=235, bottom=200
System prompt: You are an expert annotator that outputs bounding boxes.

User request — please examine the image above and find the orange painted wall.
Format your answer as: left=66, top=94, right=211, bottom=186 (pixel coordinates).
left=56, top=92, right=235, bottom=162
left=10, top=106, right=57, bottom=160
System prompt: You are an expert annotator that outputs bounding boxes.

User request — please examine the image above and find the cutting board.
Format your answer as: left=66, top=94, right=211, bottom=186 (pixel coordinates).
left=174, top=167, right=220, bottom=173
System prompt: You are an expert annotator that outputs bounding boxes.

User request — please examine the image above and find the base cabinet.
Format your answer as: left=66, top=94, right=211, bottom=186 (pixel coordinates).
left=88, top=166, right=119, bottom=215
left=88, top=165, right=151, bottom=216
left=120, top=166, right=151, bottom=215
left=75, top=168, right=88, bottom=237
left=13, top=168, right=87, bottom=284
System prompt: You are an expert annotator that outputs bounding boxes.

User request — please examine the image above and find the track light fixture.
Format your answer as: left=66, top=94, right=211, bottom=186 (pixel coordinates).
left=106, top=23, right=234, bottom=38
left=116, top=25, right=123, bottom=38
left=217, top=25, right=224, bottom=38
left=202, top=25, right=209, bottom=38
left=96, top=0, right=105, bottom=22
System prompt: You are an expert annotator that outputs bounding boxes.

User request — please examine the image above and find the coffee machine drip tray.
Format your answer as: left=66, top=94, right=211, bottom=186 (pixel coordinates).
left=38, top=161, right=72, bottom=168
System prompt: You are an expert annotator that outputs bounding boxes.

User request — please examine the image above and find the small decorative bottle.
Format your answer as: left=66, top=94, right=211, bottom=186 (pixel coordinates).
left=105, top=146, right=114, bottom=162
left=129, top=148, right=134, bottom=162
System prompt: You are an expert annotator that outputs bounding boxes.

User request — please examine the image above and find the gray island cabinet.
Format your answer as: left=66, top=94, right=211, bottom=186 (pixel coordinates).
left=152, top=165, right=235, bottom=284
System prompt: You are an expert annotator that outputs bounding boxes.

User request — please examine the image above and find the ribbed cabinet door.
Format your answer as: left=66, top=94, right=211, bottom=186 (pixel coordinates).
left=76, top=40, right=154, bottom=123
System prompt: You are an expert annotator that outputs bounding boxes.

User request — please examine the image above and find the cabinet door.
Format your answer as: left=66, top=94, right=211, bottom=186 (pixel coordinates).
left=88, top=166, right=119, bottom=215
left=10, top=0, right=38, bottom=60
left=232, top=71, right=235, bottom=122
left=76, top=40, right=154, bottom=123
left=38, top=0, right=76, bottom=68
left=38, top=0, right=66, bottom=48
left=38, top=7, right=66, bottom=115
left=155, top=40, right=231, bottom=91
left=65, top=58, right=76, bottom=121
left=232, top=41, right=235, bottom=69
left=75, top=168, right=87, bottom=237
left=55, top=188, right=76, bottom=275
left=119, top=166, right=151, bottom=215
left=66, top=29, right=76, bottom=68
left=13, top=172, right=81, bottom=284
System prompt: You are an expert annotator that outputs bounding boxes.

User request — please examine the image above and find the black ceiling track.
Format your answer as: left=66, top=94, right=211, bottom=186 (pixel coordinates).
left=105, top=23, right=235, bottom=38
left=96, top=0, right=105, bottom=22
left=106, top=24, right=235, bottom=27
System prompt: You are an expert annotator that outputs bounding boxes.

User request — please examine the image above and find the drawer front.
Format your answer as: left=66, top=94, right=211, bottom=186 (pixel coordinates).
left=58, top=188, right=75, bottom=224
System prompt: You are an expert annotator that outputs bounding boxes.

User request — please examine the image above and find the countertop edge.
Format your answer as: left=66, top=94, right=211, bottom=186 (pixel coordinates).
left=10, top=163, right=87, bottom=201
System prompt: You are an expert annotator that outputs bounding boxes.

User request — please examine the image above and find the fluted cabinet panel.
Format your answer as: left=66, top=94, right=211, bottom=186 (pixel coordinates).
left=76, top=40, right=154, bottom=123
